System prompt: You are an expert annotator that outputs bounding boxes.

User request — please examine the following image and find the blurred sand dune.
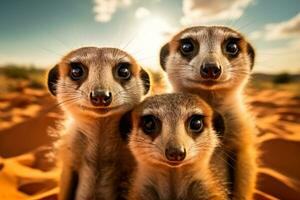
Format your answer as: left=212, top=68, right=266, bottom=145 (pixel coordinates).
left=0, top=88, right=299, bottom=199
left=0, top=89, right=62, bottom=157
left=247, top=89, right=300, bottom=200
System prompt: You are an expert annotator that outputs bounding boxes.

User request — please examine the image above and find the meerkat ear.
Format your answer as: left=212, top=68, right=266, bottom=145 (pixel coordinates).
left=140, top=68, right=150, bottom=95
left=159, top=43, right=170, bottom=71
left=247, top=43, right=255, bottom=70
left=119, top=110, right=133, bottom=141
left=212, top=111, right=225, bottom=136
left=47, top=65, right=59, bottom=96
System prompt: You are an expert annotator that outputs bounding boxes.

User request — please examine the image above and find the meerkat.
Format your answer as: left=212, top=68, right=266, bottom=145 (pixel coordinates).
left=160, top=26, right=257, bottom=200
left=47, top=47, right=150, bottom=200
left=121, top=93, right=228, bottom=200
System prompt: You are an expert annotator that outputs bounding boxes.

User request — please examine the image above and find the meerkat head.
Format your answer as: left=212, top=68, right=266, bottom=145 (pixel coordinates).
left=47, top=47, right=150, bottom=118
left=160, top=26, right=255, bottom=91
left=124, top=93, right=224, bottom=168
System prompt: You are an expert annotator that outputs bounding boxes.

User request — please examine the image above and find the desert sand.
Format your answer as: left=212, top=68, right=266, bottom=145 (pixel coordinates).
left=0, top=86, right=299, bottom=200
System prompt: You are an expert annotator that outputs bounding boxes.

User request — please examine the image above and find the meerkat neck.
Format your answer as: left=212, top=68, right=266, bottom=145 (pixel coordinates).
left=70, top=114, right=122, bottom=140
left=176, top=86, right=242, bottom=108
left=135, top=161, right=209, bottom=197
left=135, top=163, right=178, bottom=197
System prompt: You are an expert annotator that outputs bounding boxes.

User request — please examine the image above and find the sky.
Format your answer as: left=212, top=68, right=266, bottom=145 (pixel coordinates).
left=0, top=0, right=300, bottom=74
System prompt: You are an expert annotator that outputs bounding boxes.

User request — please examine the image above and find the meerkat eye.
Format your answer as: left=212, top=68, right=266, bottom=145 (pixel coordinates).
left=141, top=115, right=160, bottom=135
left=70, top=62, right=85, bottom=81
left=116, top=62, right=131, bottom=80
left=187, top=115, right=204, bottom=134
left=225, top=39, right=239, bottom=55
left=180, top=38, right=195, bottom=55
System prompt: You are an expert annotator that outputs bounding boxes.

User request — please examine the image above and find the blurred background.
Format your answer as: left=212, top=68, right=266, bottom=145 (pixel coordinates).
left=0, top=0, right=299, bottom=199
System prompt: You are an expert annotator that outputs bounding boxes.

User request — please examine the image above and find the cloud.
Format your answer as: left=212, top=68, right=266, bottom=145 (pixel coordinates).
left=250, top=13, right=300, bottom=41
left=255, top=39, right=300, bottom=73
left=264, top=13, right=300, bottom=40
left=248, top=13, right=300, bottom=73
left=135, top=7, right=151, bottom=19
left=181, top=0, right=253, bottom=25
left=249, top=30, right=262, bottom=40
left=93, top=0, right=132, bottom=22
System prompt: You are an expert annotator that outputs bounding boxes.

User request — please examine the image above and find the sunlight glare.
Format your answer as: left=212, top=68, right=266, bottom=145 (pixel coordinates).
left=126, top=16, right=172, bottom=71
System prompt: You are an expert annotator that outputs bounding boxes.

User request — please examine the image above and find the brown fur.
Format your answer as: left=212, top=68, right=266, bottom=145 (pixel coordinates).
left=126, top=93, right=228, bottom=200
left=160, top=26, right=257, bottom=200
left=47, top=47, right=150, bottom=200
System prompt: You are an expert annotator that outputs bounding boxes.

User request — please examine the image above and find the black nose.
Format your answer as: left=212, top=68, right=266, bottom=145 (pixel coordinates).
left=200, top=63, right=221, bottom=79
left=90, top=89, right=112, bottom=106
left=165, top=146, right=186, bottom=162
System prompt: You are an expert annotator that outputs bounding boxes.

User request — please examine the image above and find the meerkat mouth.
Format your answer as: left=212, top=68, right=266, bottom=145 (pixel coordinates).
left=186, top=78, right=221, bottom=86
left=80, top=105, right=122, bottom=114
left=200, top=80, right=220, bottom=86
left=166, top=161, right=182, bottom=167
left=157, top=159, right=185, bottom=167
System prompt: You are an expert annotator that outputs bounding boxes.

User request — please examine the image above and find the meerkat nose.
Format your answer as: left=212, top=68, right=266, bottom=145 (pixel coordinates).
left=200, top=62, right=222, bottom=80
left=165, top=146, right=186, bottom=162
left=90, top=89, right=112, bottom=107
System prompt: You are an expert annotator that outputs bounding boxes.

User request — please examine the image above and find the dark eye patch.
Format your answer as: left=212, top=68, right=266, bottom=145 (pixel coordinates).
left=222, top=37, right=241, bottom=60
left=186, top=114, right=205, bottom=138
left=178, top=37, right=199, bottom=62
left=139, top=115, right=161, bottom=140
left=68, top=62, right=88, bottom=85
left=114, top=62, right=132, bottom=85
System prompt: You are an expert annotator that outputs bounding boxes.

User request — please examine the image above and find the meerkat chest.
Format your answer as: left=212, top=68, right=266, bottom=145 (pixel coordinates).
left=77, top=128, right=129, bottom=199
left=84, top=129, right=123, bottom=169
left=143, top=171, right=208, bottom=200
left=208, top=98, right=246, bottom=142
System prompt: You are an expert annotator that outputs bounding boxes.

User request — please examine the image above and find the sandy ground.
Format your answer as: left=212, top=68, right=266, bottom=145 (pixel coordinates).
left=0, top=88, right=299, bottom=200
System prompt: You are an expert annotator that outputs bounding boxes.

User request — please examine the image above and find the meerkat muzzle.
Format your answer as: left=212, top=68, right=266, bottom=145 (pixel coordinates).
left=165, top=144, right=186, bottom=162
left=200, top=55, right=222, bottom=80
left=90, top=89, right=112, bottom=107
left=200, top=62, right=221, bottom=80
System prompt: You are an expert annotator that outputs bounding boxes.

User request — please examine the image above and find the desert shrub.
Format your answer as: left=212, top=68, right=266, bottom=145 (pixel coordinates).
left=28, top=79, right=45, bottom=89
left=1, top=66, right=29, bottom=79
left=273, top=73, right=291, bottom=84
left=0, top=65, right=44, bottom=80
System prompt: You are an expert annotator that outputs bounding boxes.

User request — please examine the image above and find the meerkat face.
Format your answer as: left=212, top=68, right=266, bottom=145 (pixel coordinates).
left=127, top=93, right=224, bottom=168
left=160, top=26, right=255, bottom=91
left=47, top=47, right=150, bottom=118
